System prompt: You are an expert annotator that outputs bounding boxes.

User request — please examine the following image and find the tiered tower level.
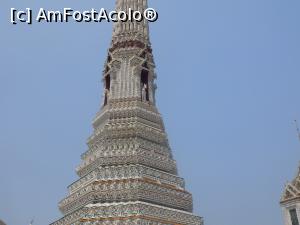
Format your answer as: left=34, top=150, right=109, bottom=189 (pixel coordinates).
left=51, top=0, right=203, bottom=224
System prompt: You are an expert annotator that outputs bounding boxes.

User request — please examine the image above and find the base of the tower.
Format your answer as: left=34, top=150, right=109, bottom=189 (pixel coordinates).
left=50, top=201, right=203, bottom=225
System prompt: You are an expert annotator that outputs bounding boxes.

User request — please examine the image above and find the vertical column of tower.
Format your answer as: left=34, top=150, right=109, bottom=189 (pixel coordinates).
left=112, top=0, right=149, bottom=44
left=104, top=0, right=154, bottom=103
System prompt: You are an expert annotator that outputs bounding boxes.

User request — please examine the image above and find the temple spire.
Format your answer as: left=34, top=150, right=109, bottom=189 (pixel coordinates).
left=50, top=1, right=202, bottom=224
left=280, top=120, right=300, bottom=225
left=112, top=0, right=150, bottom=45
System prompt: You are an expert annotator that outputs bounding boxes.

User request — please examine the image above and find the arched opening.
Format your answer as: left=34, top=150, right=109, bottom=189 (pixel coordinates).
left=104, top=74, right=110, bottom=106
left=141, top=69, right=149, bottom=102
left=289, top=209, right=299, bottom=225
left=107, top=54, right=112, bottom=63
left=105, top=74, right=111, bottom=90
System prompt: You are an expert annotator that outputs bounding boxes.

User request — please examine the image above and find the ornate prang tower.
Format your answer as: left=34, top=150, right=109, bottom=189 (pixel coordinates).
left=281, top=167, right=300, bottom=225
left=280, top=122, right=300, bottom=225
left=51, top=0, right=203, bottom=224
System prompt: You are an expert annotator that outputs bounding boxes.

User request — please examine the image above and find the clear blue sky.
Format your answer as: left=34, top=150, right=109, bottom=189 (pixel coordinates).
left=1, top=0, right=300, bottom=225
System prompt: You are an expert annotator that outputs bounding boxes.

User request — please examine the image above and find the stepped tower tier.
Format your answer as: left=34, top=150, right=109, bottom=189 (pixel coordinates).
left=51, top=0, right=203, bottom=224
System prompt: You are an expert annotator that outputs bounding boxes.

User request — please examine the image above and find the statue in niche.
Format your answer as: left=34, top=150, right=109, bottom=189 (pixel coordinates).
left=152, top=82, right=157, bottom=103
left=141, top=83, right=148, bottom=102
left=103, top=88, right=110, bottom=106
